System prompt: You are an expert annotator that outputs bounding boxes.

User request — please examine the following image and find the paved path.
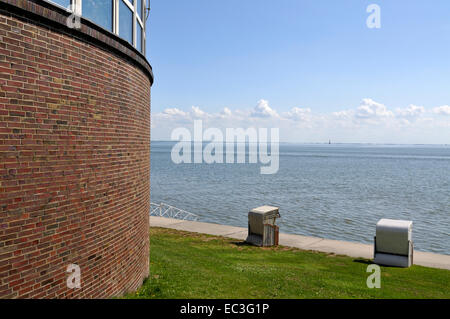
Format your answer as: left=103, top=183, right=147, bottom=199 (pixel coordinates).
left=151, top=216, right=450, bottom=270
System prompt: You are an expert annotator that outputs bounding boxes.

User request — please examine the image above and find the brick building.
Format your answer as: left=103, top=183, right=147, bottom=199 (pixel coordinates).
left=0, top=0, right=153, bottom=298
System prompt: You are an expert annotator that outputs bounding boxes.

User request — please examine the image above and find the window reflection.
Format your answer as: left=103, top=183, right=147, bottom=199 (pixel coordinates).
left=50, top=0, right=71, bottom=9
left=49, top=0, right=146, bottom=55
left=137, top=0, right=143, bottom=21
left=136, top=23, right=142, bottom=53
left=119, top=1, right=133, bottom=45
left=83, top=0, right=113, bottom=32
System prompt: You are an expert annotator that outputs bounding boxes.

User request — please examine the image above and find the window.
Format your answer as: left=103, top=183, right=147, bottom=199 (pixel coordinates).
left=136, top=0, right=146, bottom=54
left=83, top=0, right=113, bottom=32
left=136, top=22, right=142, bottom=53
left=119, top=0, right=133, bottom=45
left=137, top=0, right=143, bottom=21
left=47, top=0, right=146, bottom=55
left=49, top=0, right=71, bottom=9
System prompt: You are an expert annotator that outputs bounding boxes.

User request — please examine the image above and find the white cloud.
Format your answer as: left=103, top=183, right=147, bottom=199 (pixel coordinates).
left=283, top=107, right=312, bottom=122
left=162, top=108, right=188, bottom=117
left=433, top=105, right=450, bottom=115
left=250, top=99, right=279, bottom=118
left=396, top=104, right=425, bottom=118
left=221, top=107, right=232, bottom=116
left=332, top=110, right=353, bottom=119
left=151, top=99, right=450, bottom=143
left=355, top=98, right=394, bottom=119
left=191, top=106, right=208, bottom=118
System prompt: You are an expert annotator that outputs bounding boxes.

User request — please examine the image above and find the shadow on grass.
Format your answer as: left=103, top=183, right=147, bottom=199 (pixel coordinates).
left=231, top=241, right=254, bottom=247
left=353, top=259, right=406, bottom=269
left=353, top=258, right=373, bottom=265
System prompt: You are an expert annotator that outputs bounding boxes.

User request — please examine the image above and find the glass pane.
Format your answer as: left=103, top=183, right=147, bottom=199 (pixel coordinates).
left=50, top=0, right=71, bottom=9
left=119, top=0, right=133, bottom=44
left=83, top=0, right=113, bottom=32
left=136, top=23, right=142, bottom=53
left=137, top=0, right=143, bottom=20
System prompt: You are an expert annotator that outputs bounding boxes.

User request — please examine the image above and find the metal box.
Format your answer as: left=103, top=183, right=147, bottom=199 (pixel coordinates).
left=373, top=219, right=413, bottom=268
left=246, top=206, right=280, bottom=247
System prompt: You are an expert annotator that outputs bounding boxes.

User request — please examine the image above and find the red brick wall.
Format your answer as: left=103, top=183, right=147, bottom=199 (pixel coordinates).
left=0, top=10, right=151, bottom=298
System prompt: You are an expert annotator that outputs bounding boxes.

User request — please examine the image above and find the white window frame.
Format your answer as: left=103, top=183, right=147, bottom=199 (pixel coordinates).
left=73, top=0, right=82, bottom=16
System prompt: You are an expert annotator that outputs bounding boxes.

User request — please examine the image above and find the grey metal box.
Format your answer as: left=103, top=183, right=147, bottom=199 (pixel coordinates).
left=246, top=206, right=280, bottom=247
left=373, top=219, right=414, bottom=268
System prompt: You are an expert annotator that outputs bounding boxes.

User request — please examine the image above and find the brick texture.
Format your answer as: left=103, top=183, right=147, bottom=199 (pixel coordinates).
left=0, top=10, right=151, bottom=298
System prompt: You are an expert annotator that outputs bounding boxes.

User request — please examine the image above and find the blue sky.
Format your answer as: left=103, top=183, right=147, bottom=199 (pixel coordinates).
left=146, top=0, right=450, bottom=143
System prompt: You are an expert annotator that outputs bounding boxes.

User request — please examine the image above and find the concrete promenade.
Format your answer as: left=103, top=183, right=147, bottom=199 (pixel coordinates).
left=151, top=216, right=450, bottom=270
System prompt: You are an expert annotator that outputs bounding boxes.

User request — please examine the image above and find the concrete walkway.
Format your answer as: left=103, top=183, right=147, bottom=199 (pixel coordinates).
left=151, top=216, right=450, bottom=271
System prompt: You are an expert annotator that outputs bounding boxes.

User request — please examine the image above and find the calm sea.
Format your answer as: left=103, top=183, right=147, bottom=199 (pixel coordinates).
left=151, top=141, right=450, bottom=255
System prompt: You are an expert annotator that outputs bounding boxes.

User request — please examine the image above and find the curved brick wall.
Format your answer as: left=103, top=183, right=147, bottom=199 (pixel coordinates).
left=0, top=2, right=151, bottom=298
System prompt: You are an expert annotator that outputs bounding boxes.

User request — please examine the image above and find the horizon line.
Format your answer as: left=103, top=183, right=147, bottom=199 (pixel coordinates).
left=150, top=140, right=449, bottom=146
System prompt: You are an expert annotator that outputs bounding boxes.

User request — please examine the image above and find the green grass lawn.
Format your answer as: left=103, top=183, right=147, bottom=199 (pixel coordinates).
left=124, top=227, right=450, bottom=299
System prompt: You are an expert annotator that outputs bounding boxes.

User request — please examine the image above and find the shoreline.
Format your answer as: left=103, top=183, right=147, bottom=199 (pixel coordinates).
left=150, top=216, right=450, bottom=270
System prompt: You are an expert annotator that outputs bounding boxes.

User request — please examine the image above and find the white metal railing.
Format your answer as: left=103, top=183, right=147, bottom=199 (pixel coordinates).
left=150, top=202, right=199, bottom=221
